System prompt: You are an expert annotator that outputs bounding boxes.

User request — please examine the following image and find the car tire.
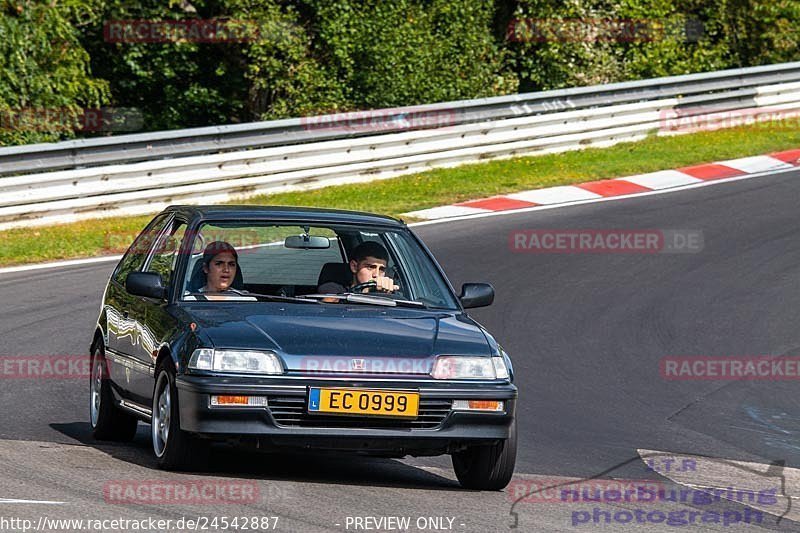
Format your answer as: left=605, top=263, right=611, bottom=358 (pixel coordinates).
left=452, top=417, right=517, bottom=490
left=90, top=346, right=138, bottom=441
left=152, top=359, right=209, bottom=471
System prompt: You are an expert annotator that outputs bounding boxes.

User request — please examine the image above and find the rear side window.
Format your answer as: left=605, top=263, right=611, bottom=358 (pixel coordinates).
left=112, top=214, right=170, bottom=285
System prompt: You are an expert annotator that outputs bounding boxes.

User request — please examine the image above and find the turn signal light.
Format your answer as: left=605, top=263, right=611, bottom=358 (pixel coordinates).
left=452, top=400, right=504, bottom=411
left=215, top=395, right=248, bottom=405
left=210, top=395, right=268, bottom=407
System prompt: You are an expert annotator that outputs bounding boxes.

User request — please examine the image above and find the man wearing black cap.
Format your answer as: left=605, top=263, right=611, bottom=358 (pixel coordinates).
left=318, top=241, right=399, bottom=294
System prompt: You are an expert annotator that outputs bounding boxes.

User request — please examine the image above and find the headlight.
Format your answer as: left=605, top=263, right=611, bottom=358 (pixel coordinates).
left=493, top=354, right=510, bottom=379
left=188, top=348, right=283, bottom=374
left=431, top=356, right=509, bottom=379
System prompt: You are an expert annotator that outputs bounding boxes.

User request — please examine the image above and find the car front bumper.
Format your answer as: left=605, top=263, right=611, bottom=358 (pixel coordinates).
left=176, top=375, right=517, bottom=454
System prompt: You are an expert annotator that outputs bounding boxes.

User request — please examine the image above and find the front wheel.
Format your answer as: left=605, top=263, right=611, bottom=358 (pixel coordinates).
left=452, top=418, right=517, bottom=490
left=90, top=346, right=138, bottom=441
left=151, top=360, right=209, bottom=470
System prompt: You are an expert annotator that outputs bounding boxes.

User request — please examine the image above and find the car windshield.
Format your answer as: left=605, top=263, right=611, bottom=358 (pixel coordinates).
left=180, top=221, right=460, bottom=310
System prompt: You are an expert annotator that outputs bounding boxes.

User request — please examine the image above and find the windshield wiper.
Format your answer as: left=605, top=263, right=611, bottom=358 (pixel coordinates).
left=305, top=293, right=427, bottom=308
left=248, top=292, right=321, bottom=304
left=187, top=291, right=319, bottom=304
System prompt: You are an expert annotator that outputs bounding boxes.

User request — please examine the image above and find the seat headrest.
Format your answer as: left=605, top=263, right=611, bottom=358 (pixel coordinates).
left=317, top=262, right=351, bottom=287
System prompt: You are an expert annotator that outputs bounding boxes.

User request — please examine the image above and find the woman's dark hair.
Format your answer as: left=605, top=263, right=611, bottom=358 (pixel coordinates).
left=202, top=241, right=238, bottom=266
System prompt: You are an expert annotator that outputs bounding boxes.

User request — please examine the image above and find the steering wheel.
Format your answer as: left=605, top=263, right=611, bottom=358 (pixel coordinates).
left=349, top=280, right=378, bottom=293
left=349, top=280, right=402, bottom=294
left=225, top=288, right=246, bottom=295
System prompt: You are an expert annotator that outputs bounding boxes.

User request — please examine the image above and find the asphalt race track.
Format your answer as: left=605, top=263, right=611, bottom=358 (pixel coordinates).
left=3, top=170, right=800, bottom=532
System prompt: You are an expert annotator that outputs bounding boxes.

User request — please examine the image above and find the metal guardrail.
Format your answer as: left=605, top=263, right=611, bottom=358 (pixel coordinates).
left=2, top=62, right=800, bottom=230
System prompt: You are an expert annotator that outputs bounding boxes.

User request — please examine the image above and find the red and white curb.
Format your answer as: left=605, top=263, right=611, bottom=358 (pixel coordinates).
left=405, top=149, right=800, bottom=220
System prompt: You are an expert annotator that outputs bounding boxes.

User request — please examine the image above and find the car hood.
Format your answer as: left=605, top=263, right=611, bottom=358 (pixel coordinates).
left=187, top=303, right=491, bottom=375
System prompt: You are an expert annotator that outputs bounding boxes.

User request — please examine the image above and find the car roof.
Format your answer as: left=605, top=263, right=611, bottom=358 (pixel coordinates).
left=164, top=205, right=405, bottom=227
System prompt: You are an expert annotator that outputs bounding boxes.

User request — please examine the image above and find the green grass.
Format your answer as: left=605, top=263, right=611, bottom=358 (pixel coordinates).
left=2, top=121, right=799, bottom=266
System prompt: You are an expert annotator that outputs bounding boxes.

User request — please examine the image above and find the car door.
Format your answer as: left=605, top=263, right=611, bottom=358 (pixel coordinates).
left=127, top=216, right=189, bottom=403
left=105, top=214, right=171, bottom=400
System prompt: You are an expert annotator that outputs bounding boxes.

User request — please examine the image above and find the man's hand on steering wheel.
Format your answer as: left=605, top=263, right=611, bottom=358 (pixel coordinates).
left=351, top=277, right=399, bottom=293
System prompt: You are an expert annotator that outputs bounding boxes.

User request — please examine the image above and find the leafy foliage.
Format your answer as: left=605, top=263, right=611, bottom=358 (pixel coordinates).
left=227, top=0, right=347, bottom=120
left=305, top=0, right=516, bottom=112
left=1, top=0, right=799, bottom=145
left=719, top=0, right=800, bottom=67
left=507, top=0, right=731, bottom=91
left=230, top=0, right=515, bottom=119
left=80, top=0, right=248, bottom=131
left=0, top=0, right=109, bottom=145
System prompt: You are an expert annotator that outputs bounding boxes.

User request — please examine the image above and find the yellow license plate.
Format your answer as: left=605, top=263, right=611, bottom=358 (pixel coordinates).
left=308, top=388, right=419, bottom=418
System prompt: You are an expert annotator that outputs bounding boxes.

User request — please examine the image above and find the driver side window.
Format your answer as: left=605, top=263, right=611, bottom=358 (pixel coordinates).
left=112, top=214, right=170, bottom=285
left=145, top=220, right=187, bottom=288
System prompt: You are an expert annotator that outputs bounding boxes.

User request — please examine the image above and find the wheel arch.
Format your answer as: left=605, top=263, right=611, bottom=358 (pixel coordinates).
left=90, top=327, right=104, bottom=357
left=154, top=344, right=178, bottom=376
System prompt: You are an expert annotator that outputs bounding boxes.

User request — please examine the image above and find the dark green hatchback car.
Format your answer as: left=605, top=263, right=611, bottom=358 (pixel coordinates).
left=90, top=205, right=517, bottom=489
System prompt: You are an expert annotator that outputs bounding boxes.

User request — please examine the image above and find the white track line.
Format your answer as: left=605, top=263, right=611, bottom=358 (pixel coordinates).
left=620, top=170, right=703, bottom=189
left=717, top=155, right=794, bottom=174
left=0, top=254, right=122, bottom=275
left=406, top=205, right=490, bottom=219
left=0, top=498, right=66, bottom=504
left=507, top=185, right=602, bottom=204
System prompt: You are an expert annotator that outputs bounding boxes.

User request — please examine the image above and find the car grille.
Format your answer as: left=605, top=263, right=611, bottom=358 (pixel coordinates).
left=267, top=396, right=452, bottom=429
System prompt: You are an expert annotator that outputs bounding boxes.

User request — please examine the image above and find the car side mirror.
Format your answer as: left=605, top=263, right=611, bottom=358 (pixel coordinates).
left=459, top=283, right=494, bottom=309
left=126, top=272, right=167, bottom=300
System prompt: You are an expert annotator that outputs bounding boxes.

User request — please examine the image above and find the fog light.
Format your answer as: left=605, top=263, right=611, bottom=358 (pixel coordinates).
left=452, top=400, right=504, bottom=411
left=210, top=395, right=268, bottom=407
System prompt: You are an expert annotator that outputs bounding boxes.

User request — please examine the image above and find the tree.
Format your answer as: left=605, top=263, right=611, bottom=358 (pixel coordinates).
left=80, top=0, right=249, bottom=131
left=506, top=0, right=731, bottom=92
left=0, top=0, right=109, bottom=145
left=233, top=0, right=517, bottom=120
left=306, top=0, right=516, bottom=111
left=719, top=0, right=800, bottom=67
